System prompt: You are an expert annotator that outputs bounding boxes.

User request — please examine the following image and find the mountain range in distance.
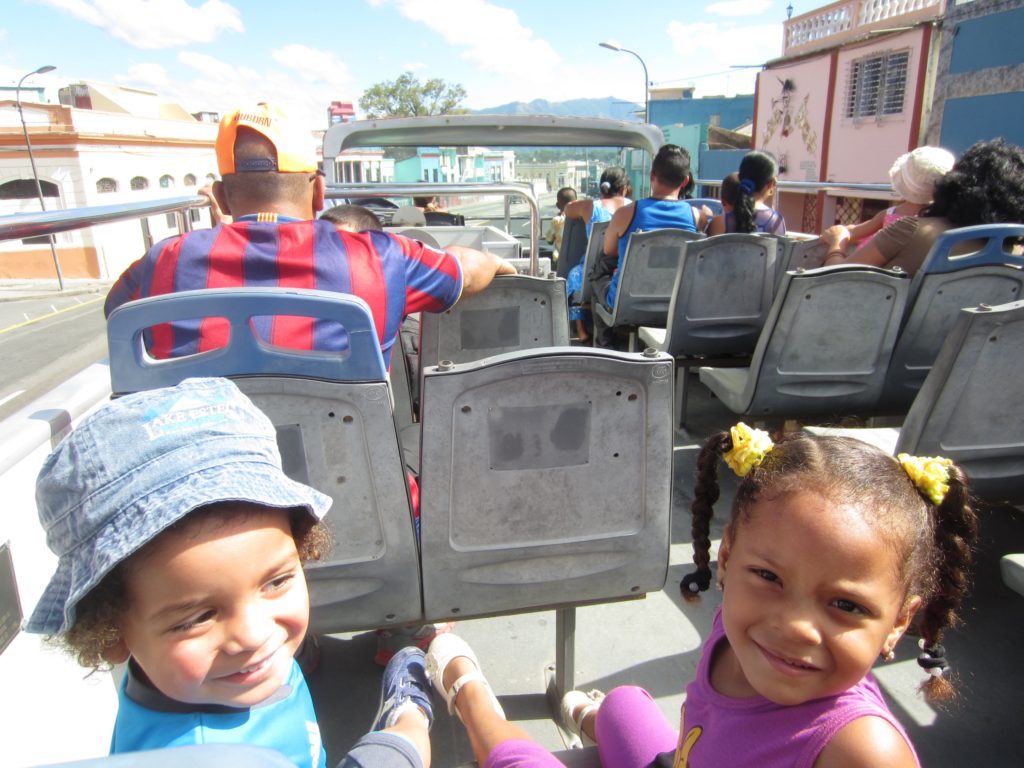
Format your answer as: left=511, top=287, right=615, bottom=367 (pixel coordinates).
left=472, top=96, right=643, bottom=121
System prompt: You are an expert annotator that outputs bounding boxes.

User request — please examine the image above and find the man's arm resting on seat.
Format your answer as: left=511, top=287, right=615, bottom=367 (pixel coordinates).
left=446, top=245, right=518, bottom=297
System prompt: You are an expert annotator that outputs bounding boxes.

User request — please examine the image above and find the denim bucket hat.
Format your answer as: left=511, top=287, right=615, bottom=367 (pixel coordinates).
left=26, top=377, right=331, bottom=635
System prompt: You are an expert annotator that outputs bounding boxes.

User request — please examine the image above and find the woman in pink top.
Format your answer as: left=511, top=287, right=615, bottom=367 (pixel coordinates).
left=823, top=145, right=954, bottom=255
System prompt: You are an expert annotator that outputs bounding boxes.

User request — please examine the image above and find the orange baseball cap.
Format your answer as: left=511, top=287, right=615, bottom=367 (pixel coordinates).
left=216, top=103, right=318, bottom=174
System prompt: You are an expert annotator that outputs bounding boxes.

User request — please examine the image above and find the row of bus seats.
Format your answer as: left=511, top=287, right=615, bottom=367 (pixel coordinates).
left=390, top=224, right=552, bottom=277
left=628, top=224, right=1024, bottom=426
left=105, top=286, right=674, bottom=702
left=801, top=296, right=1024, bottom=529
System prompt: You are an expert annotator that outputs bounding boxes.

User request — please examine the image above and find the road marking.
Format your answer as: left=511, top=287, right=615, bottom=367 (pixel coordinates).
left=0, top=295, right=104, bottom=336
left=0, top=390, right=25, bottom=408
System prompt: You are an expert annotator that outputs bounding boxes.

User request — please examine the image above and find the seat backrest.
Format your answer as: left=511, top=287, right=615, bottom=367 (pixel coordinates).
left=424, top=210, right=466, bottom=226
left=106, top=288, right=423, bottom=633
left=391, top=205, right=427, bottom=226
left=740, top=265, right=910, bottom=417
left=881, top=224, right=1024, bottom=410
left=556, top=215, right=588, bottom=278
left=417, top=347, right=674, bottom=619
left=607, top=228, right=705, bottom=328
left=776, top=237, right=828, bottom=291
left=418, top=274, right=570, bottom=375
left=661, top=233, right=778, bottom=357
left=896, top=300, right=1024, bottom=504
left=580, top=219, right=611, bottom=303
left=687, top=197, right=724, bottom=216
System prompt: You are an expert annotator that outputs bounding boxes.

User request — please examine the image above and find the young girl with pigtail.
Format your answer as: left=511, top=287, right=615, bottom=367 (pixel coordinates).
left=708, top=151, right=786, bottom=236
left=554, top=423, right=977, bottom=768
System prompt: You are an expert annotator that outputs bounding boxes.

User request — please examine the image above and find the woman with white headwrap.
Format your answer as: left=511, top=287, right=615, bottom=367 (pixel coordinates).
left=822, top=140, right=1024, bottom=276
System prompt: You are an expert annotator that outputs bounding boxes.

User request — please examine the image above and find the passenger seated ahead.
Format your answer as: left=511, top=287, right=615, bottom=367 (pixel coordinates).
left=708, top=151, right=786, bottom=236
left=592, top=145, right=703, bottom=348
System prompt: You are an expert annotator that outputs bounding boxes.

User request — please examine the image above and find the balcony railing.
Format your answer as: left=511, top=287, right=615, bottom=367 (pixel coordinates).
left=783, top=0, right=944, bottom=56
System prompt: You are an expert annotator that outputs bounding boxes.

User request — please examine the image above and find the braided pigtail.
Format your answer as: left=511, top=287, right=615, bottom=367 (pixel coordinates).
left=681, top=431, right=731, bottom=600
left=915, top=463, right=977, bottom=703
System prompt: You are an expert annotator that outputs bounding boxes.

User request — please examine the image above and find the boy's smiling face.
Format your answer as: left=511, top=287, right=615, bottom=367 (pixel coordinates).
left=108, top=503, right=309, bottom=708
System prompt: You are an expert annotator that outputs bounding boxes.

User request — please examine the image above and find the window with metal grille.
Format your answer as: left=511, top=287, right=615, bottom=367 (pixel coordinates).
left=846, top=50, right=909, bottom=119
left=96, top=177, right=118, bottom=194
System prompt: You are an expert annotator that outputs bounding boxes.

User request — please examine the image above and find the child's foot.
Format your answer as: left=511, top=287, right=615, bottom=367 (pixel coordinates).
left=371, top=647, right=434, bottom=732
left=375, top=622, right=455, bottom=666
left=425, top=633, right=505, bottom=722
left=560, top=689, right=604, bottom=746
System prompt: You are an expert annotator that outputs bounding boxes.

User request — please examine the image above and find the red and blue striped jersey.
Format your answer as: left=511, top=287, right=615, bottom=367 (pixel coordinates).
left=104, top=219, right=463, bottom=367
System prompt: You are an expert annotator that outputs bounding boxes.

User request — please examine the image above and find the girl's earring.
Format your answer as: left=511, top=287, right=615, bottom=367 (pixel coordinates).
left=881, top=647, right=895, bottom=662
left=715, top=580, right=724, bottom=592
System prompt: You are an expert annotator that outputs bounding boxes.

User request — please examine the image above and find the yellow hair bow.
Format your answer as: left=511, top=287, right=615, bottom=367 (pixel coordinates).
left=897, top=453, right=954, bottom=505
left=723, top=423, right=774, bottom=477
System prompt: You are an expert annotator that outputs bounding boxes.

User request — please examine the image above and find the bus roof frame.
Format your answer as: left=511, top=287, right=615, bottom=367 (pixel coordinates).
left=322, top=114, right=666, bottom=159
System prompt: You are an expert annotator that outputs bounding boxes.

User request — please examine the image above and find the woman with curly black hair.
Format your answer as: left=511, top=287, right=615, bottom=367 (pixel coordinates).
left=824, top=139, right=1024, bottom=275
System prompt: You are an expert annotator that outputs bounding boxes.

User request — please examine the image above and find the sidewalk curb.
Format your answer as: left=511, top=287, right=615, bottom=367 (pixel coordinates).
left=0, top=281, right=112, bottom=303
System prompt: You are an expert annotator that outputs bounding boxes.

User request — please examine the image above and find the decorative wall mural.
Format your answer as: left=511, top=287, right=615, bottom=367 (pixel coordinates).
left=763, top=78, right=818, bottom=158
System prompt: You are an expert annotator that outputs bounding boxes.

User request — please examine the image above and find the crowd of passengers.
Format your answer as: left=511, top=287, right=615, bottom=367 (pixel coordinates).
left=22, top=100, right=1024, bottom=768
left=563, top=137, right=1024, bottom=349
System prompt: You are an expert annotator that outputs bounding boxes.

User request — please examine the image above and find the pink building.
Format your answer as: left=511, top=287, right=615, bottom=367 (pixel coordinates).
left=754, top=0, right=945, bottom=233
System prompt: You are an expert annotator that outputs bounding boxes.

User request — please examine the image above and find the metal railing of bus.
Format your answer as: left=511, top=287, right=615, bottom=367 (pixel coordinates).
left=0, top=181, right=542, bottom=277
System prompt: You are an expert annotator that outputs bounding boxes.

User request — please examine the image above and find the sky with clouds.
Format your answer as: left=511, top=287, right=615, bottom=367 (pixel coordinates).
left=2, top=0, right=801, bottom=128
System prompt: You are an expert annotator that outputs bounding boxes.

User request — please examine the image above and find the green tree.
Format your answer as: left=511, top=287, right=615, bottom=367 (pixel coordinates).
left=359, top=72, right=469, bottom=118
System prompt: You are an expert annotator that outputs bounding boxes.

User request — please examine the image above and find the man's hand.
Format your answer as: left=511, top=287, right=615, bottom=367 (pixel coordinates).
left=199, top=184, right=232, bottom=226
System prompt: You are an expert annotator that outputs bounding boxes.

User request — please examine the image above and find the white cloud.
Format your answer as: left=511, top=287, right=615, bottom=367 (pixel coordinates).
left=39, top=0, right=243, bottom=49
left=403, top=61, right=427, bottom=72
left=119, top=62, right=171, bottom=87
left=271, top=44, right=353, bottom=88
left=380, top=0, right=561, bottom=86
left=666, top=20, right=782, bottom=96
left=115, top=50, right=349, bottom=130
left=706, top=0, right=775, bottom=17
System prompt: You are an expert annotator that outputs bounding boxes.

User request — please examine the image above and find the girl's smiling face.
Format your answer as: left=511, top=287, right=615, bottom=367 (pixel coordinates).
left=714, top=490, right=920, bottom=706
left=109, top=504, right=309, bottom=708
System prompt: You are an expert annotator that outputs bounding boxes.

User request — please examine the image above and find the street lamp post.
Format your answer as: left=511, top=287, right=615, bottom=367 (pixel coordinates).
left=16, top=64, right=63, bottom=290
left=599, top=41, right=649, bottom=124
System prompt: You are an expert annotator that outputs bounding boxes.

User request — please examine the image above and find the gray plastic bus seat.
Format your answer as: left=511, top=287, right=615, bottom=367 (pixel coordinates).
left=895, top=299, right=1024, bottom=504
left=699, top=265, right=909, bottom=419
left=419, top=274, right=570, bottom=373
left=688, top=197, right=724, bottom=216
left=34, top=744, right=295, bottom=768
left=389, top=323, right=416, bottom=434
left=391, top=205, right=427, bottom=226
left=392, top=227, right=441, bottom=249
left=880, top=224, right=1024, bottom=411
left=411, top=275, right=570, bottom=469
left=775, top=237, right=828, bottom=290
left=417, top=346, right=674, bottom=695
left=578, top=219, right=611, bottom=304
left=106, top=288, right=422, bottom=633
left=556, top=215, right=588, bottom=279
left=593, top=228, right=705, bottom=334
left=638, top=233, right=777, bottom=426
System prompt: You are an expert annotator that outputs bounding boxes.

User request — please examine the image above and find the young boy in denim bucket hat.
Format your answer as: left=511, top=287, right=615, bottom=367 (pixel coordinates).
left=26, top=378, right=436, bottom=768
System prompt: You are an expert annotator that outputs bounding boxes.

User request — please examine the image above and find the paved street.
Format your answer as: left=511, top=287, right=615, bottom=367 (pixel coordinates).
left=0, top=287, right=109, bottom=420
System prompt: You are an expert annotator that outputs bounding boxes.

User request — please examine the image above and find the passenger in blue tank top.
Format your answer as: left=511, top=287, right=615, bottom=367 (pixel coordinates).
left=591, top=145, right=706, bottom=348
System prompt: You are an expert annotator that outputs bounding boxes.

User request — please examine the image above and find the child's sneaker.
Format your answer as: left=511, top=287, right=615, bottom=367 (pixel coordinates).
left=371, top=646, right=434, bottom=732
left=375, top=622, right=455, bottom=666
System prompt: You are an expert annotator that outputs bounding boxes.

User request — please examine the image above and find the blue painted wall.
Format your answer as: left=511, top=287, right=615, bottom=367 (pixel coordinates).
left=649, top=95, right=754, bottom=132
left=948, top=6, right=1024, bottom=73
left=940, top=92, right=1024, bottom=155
left=696, top=148, right=747, bottom=193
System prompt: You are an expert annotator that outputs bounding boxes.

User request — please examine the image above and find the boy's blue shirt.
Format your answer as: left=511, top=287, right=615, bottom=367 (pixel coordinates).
left=111, top=658, right=326, bottom=768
